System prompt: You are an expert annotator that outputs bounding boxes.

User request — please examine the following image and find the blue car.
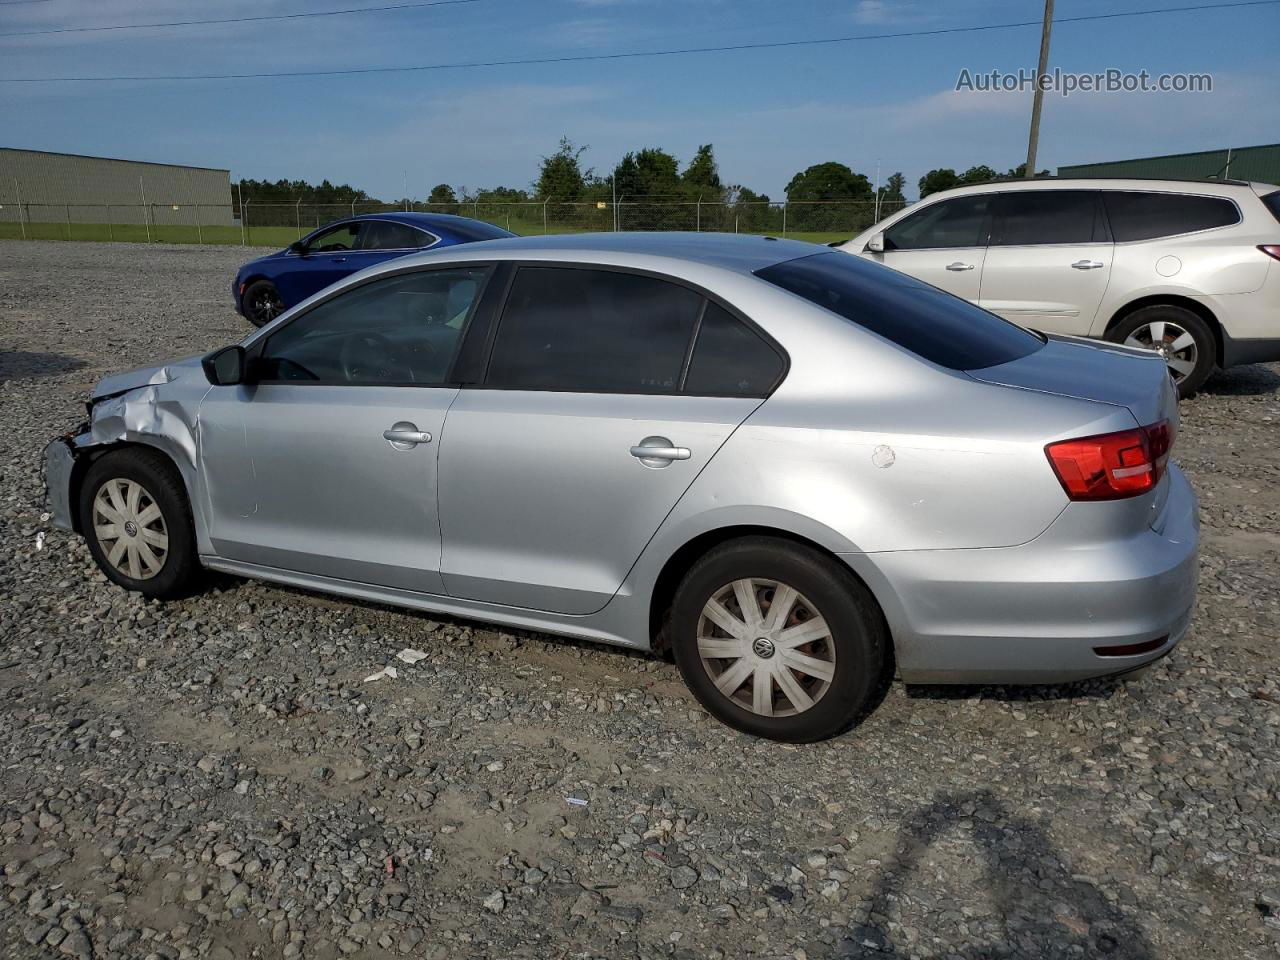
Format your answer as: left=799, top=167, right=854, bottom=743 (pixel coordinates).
left=233, top=212, right=515, bottom=326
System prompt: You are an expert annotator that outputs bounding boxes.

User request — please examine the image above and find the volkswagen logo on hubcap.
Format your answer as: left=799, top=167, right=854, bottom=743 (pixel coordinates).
left=752, top=637, right=776, bottom=659
left=124, top=520, right=139, bottom=537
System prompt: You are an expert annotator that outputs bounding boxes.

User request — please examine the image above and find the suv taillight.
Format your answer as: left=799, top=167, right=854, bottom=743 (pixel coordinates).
left=1259, top=245, right=1280, bottom=262
left=1045, top=420, right=1173, bottom=501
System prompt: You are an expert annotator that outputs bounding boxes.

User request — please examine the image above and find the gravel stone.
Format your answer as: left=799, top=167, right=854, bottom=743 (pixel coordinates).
left=0, top=239, right=1278, bottom=958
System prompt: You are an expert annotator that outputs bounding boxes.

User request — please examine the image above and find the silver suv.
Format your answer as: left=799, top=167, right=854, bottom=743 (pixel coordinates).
left=840, top=178, right=1280, bottom=396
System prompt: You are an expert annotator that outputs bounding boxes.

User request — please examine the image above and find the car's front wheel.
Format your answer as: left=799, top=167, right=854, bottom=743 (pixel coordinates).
left=670, top=537, right=888, bottom=742
left=79, top=447, right=200, bottom=599
left=1107, top=305, right=1215, bottom=398
left=242, top=279, right=284, bottom=327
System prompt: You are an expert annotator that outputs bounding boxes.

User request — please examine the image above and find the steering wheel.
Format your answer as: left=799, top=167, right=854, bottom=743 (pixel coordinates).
left=339, top=331, right=407, bottom=383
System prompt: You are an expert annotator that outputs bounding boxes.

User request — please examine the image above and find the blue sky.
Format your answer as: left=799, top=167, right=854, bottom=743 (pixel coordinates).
left=1, top=0, right=1277, bottom=201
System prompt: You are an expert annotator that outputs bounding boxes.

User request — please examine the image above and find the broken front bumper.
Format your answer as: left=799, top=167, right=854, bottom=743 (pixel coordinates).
left=43, top=435, right=81, bottom=532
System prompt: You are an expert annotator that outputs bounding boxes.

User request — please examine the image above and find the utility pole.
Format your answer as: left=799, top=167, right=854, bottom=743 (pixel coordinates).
left=1024, top=0, right=1054, bottom=178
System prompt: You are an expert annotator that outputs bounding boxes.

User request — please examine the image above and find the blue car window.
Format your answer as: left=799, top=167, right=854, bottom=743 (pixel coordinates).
left=305, top=223, right=360, bottom=253
left=361, top=221, right=434, bottom=251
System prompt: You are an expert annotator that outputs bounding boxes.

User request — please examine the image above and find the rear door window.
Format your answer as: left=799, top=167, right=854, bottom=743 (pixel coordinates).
left=1102, top=191, right=1240, bottom=241
left=684, top=303, right=785, bottom=397
left=361, top=221, right=435, bottom=251
left=884, top=195, right=992, bottom=250
left=486, top=267, right=703, bottom=394
left=991, top=190, right=1108, bottom=245
left=756, top=252, right=1043, bottom=371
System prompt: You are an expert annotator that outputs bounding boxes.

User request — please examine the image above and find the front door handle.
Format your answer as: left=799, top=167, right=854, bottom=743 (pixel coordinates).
left=630, top=436, right=690, bottom=467
left=332, top=256, right=348, bottom=263
left=1071, top=259, right=1104, bottom=269
left=383, top=422, right=432, bottom=449
left=945, top=262, right=975, bottom=271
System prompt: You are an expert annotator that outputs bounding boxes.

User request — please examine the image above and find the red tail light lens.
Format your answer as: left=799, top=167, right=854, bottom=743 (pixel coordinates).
left=1045, top=420, right=1172, bottom=501
left=1259, top=245, right=1280, bottom=262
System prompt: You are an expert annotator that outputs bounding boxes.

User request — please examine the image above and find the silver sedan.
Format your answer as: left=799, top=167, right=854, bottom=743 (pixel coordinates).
left=44, top=233, right=1199, bottom=742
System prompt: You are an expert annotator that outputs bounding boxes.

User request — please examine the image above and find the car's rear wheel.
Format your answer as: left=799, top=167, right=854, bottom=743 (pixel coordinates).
left=670, top=537, right=887, bottom=742
left=243, top=279, right=284, bottom=327
left=79, top=447, right=200, bottom=599
left=1107, top=305, right=1215, bottom=398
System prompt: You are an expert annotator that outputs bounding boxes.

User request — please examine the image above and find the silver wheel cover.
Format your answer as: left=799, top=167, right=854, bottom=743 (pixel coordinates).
left=92, top=478, right=169, bottom=580
left=696, top=578, right=836, bottom=718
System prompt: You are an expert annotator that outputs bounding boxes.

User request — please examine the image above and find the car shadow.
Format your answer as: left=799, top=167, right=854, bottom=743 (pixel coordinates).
left=836, top=789, right=1155, bottom=959
left=1201, top=362, right=1280, bottom=397
left=0, top=350, right=86, bottom=384
left=903, top=673, right=1131, bottom=705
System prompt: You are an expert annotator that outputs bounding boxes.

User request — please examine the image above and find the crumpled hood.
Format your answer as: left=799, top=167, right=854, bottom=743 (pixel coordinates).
left=90, top=354, right=204, bottom=401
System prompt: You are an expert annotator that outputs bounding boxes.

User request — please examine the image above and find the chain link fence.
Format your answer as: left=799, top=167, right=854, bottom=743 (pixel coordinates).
left=0, top=196, right=908, bottom=246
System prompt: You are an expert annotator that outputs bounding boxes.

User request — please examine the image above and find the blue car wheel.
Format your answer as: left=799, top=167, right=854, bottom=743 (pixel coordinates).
left=243, top=279, right=284, bottom=328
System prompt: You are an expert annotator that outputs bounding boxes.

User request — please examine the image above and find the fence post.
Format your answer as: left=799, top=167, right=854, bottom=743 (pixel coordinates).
left=65, top=203, right=72, bottom=241
left=542, top=199, right=548, bottom=234
left=195, top=202, right=203, bottom=244
left=13, top=179, right=26, bottom=240
left=106, top=204, right=113, bottom=242
left=696, top=196, right=701, bottom=232
left=295, top=199, right=302, bottom=240
left=243, top=200, right=250, bottom=246
left=351, top=200, right=356, bottom=219
left=782, top=201, right=787, bottom=238
left=238, top=183, right=247, bottom=246
left=139, top=178, right=151, bottom=243
left=735, top=214, right=739, bottom=234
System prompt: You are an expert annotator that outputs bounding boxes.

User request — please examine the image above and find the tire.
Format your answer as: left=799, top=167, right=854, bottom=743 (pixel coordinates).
left=1107, top=305, right=1215, bottom=399
left=669, top=537, right=888, bottom=742
left=242, top=279, right=284, bottom=328
left=78, top=447, right=200, bottom=600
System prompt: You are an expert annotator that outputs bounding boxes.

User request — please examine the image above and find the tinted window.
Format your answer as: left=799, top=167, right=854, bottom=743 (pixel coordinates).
left=992, top=190, right=1107, bottom=245
left=1103, top=191, right=1240, bottom=241
left=486, top=267, right=702, bottom=393
left=305, top=222, right=359, bottom=252
left=1263, top=191, right=1280, bottom=223
left=362, top=221, right=433, bottom=250
left=884, top=195, right=991, bottom=250
left=756, top=252, right=1043, bottom=371
left=258, top=267, right=488, bottom=384
left=685, top=303, right=784, bottom=397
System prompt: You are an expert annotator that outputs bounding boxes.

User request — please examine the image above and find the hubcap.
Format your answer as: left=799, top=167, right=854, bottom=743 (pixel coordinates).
left=92, top=478, right=169, bottom=580
left=1123, top=320, right=1197, bottom=384
left=697, top=578, right=836, bottom=718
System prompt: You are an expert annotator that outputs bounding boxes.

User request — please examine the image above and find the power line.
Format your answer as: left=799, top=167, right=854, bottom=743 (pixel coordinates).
left=0, top=0, right=482, bottom=38
left=1, top=0, right=1274, bottom=83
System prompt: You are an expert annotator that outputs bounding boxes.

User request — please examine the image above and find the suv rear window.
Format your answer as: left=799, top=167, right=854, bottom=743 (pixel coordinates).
left=1262, top=191, right=1280, bottom=223
left=1102, top=191, right=1239, bottom=241
left=755, top=252, right=1043, bottom=371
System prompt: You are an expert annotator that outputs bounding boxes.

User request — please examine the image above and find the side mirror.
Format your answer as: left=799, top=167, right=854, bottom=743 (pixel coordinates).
left=865, top=231, right=886, bottom=254
left=287, top=241, right=306, bottom=256
left=202, top=345, right=246, bottom=386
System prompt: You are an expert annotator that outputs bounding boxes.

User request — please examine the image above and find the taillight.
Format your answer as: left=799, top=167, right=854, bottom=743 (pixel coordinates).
left=1260, top=245, right=1280, bottom=262
left=1045, top=420, right=1172, bottom=501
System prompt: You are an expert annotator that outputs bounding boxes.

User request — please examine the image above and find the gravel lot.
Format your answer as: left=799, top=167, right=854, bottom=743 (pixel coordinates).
left=1, top=239, right=1278, bottom=960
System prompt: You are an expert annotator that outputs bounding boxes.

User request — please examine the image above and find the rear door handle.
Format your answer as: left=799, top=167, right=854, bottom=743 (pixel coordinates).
left=630, top=445, right=690, bottom=461
left=945, top=262, right=975, bottom=271
left=1071, top=259, right=1104, bottom=269
left=383, top=422, right=432, bottom=449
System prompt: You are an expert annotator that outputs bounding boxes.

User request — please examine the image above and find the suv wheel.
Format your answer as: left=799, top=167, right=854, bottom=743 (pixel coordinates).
left=79, top=447, right=200, bottom=599
left=670, top=537, right=887, bottom=742
left=1108, top=305, right=1215, bottom=398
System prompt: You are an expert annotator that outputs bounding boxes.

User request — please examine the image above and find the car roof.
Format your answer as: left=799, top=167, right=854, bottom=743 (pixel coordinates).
left=918, top=177, right=1274, bottom=201
left=391, top=231, right=824, bottom=275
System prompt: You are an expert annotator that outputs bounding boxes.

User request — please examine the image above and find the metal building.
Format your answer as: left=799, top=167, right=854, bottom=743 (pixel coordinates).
left=1058, top=143, right=1280, bottom=184
left=0, top=147, right=234, bottom=230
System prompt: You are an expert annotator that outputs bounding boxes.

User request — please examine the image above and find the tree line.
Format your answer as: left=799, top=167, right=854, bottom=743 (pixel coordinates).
left=233, top=142, right=1047, bottom=234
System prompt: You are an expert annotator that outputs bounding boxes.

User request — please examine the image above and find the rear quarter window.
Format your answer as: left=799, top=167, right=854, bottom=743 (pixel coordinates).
left=1102, top=191, right=1240, bottom=242
left=755, top=252, right=1043, bottom=371
left=1262, top=191, right=1280, bottom=223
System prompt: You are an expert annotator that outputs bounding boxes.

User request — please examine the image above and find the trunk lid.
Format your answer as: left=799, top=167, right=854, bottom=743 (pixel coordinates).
left=965, top=334, right=1176, bottom=427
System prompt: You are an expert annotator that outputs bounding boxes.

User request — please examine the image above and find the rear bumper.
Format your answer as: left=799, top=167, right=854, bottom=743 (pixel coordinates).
left=1221, top=331, right=1280, bottom=368
left=843, top=464, right=1199, bottom=684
